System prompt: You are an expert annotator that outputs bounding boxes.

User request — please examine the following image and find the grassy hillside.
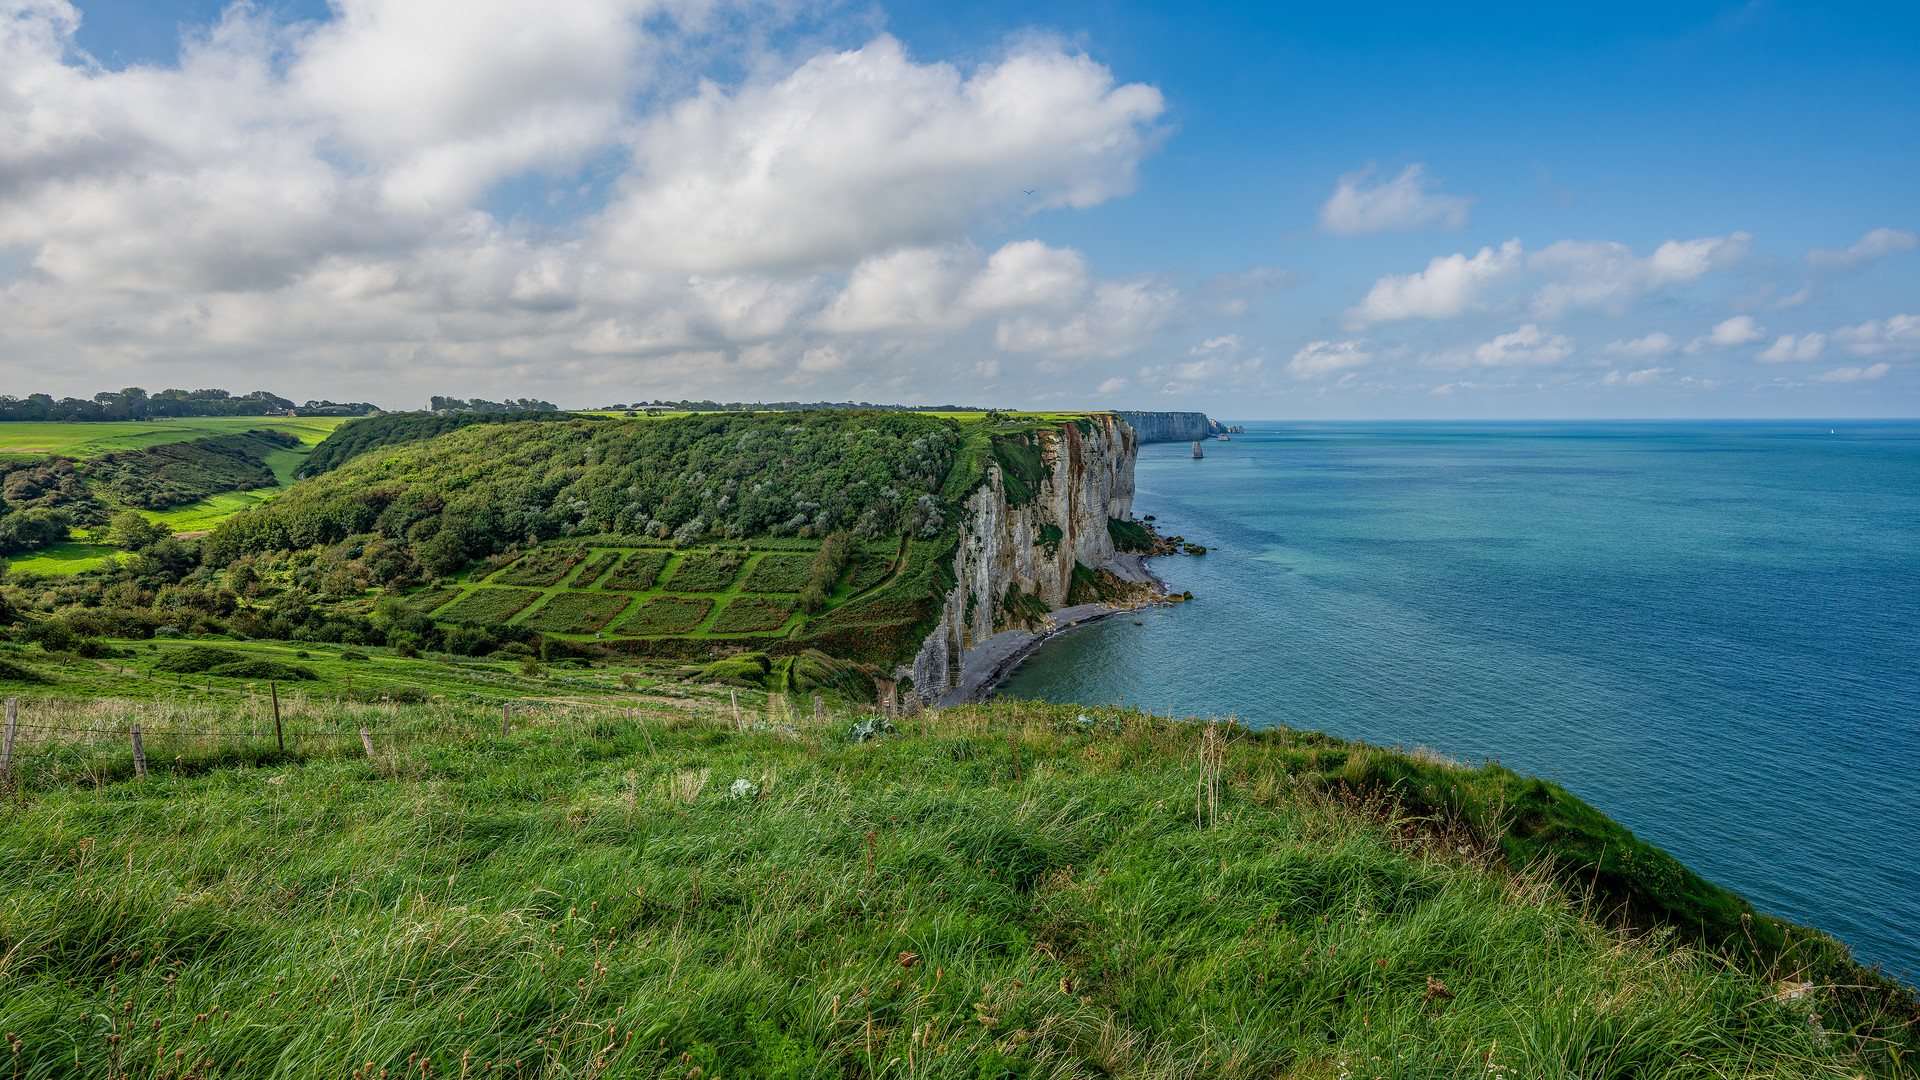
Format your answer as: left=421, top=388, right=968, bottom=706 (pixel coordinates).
left=0, top=694, right=1910, bottom=1079
left=0, top=416, right=344, bottom=459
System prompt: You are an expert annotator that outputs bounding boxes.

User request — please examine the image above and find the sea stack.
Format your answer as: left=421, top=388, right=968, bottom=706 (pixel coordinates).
left=1192, top=440, right=1204, bottom=459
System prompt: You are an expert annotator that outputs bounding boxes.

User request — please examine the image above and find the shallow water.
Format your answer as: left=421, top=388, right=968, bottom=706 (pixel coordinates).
left=1000, top=421, right=1920, bottom=979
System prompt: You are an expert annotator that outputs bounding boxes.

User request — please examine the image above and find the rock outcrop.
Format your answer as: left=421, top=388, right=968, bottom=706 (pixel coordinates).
left=910, top=414, right=1154, bottom=703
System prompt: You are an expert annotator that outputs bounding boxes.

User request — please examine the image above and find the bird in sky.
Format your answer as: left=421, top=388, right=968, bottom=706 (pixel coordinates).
left=1022, top=189, right=1035, bottom=195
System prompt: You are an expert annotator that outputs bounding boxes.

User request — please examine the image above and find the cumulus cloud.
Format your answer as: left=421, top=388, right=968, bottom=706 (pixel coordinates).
left=1683, top=315, right=1766, bottom=353
left=601, top=35, right=1166, bottom=272
left=0, top=2, right=1188, bottom=401
left=1525, top=233, right=1751, bottom=318
left=1604, top=332, right=1676, bottom=358
left=1347, top=232, right=1749, bottom=327
left=1345, top=239, right=1522, bottom=325
left=1318, top=163, right=1472, bottom=236
left=1133, top=334, right=1266, bottom=394
left=1757, top=333, right=1825, bottom=363
left=1832, top=314, right=1920, bottom=357
left=1420, top=324, right=1571, bottom=370
left=1812, top=363, right=1892, bottom=383
left=1601, top=367, right=1667, bottom=387
left=1805, top=227, right=1918, bottom=273
left=1287, top=339, right=1373, bottom=379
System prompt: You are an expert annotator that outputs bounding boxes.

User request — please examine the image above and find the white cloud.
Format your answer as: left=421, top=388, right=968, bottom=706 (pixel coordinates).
left=1420, top=324, right=1572, bottom=370
left=1805, top=227, right=1918, bottom=272
left=1345, top=239, right=1521, bottom=326
left=1526, top=233, right=1751, bottom=318
left=1604, top=332, right=1676, bottom=358
left=1757, top=333, right=1825, bottom=363
left=1096, top=376, right=1129, bottom=395
left=1811, top=363, right=1891, bottom=383
left=1288, top=339, right=1372, bottom=379
left=1464, top=324, right=1572, bottom=368
left=1601, top=367, right=1668, bottom=387
left=0, top=3, right=1195, bottom=401
left=1347, top=232, right=1749, bottom=327
left=1684, top=315, right=1766, bottom=353
left=1772, top=281, right=1816, bottom=308
left=1318, top=163, right=1472, bottom=236
left=992, top=275, right=1183, bottom=358
left=600, top=35, right=1166, bottom=272
left=1832, top=314, right=1920, bottom=357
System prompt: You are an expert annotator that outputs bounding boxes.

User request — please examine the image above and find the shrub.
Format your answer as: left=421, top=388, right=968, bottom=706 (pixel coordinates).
left=742, top=552, right=813, bottom=592
left=488, top=549, right=582, bottom=587
left=709, top=597, right=795, bottom=634
left=521, top=592, right=631, bottom=635
left=153, top=644, right=248, bottom=673
left=603, top=550, right=671, bottom=590
left=666, top=551, right=745, bottom=592
left=437, top=588, right=543, bottom=625
left=205, top=658, right=318, bottom=681
left=615, top=597, right=712, bottom=636
left=698, top=652, right=770, bottom=685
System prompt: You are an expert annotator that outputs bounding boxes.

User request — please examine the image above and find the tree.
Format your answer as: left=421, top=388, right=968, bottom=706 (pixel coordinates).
left=109, top=510, right=166, bottom=550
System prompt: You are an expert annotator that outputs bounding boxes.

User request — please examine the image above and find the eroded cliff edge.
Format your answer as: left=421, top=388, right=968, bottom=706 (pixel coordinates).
left=910, top=414, right=1163, bottom=704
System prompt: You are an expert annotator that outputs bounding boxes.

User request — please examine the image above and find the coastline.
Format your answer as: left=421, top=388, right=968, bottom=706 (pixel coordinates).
left=927, top=552, right=1179, bottom=707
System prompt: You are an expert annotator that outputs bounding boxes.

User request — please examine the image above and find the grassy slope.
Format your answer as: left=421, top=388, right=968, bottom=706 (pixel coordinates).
left=0, top=698, right=1911, bottom=1079
left=0, top=416, right=345, bottom=458
left=2, top=418, right=346, bottom=572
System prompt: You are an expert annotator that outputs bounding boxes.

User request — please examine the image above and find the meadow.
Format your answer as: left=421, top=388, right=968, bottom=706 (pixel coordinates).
left=0, top=694, right=1912, bottom=1079
left=0, top=416, right=345, bottom=459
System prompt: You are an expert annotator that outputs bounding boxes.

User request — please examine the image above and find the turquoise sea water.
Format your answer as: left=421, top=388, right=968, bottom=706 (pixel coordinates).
left=1000, top=422, right=1920, bottom=979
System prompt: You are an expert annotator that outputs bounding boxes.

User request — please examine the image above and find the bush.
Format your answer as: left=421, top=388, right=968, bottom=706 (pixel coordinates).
left=698, top=652, right=770, bottom=685
left=709, top=597, right=796, bottom=634
left=522, top=592, right=631, bottom=635
left=153, top=644, right=248, bottom=673
left=205, top=659, right=319, bottom=681
left=615, top=597, right=712, bottom=636
left=666, top=551, right=745, bottom=592
left=603, top=550, right=671, bottom=590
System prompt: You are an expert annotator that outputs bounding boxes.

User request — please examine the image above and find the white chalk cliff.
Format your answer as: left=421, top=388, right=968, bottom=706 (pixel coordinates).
left=909, top=415, right=1153, bottom=703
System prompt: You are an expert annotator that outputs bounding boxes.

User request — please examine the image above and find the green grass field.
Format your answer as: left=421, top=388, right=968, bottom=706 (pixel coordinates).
left=0, top=695, right=1909, bottom=1079
left=2, top=540, right=123, bottom=575
left=0, top=415, right=346, bottom=458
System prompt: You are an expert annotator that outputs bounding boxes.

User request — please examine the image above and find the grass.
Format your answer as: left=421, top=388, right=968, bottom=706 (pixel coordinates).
left=709, top=596, right=798, bottom=634
left=844, top=553, right=893, bottom=594
left=519, top=591, right=633, bottom=635
left=0, top=416, right=346, bottom=458
left=666, top=550, right=746, bottom=592
left=743, top=552, right=815, bottom=592
left=437, top=587, right=545, bottom=625
left=4, top=540, right=123, bottom=575
left=616, top=596, right=713, bottom=635
left=604, top=550, right=673, bottom=591
left=0, top=697, right=1910, bottom=1079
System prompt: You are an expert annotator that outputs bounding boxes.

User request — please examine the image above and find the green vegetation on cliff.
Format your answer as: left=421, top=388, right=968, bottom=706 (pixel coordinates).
left=0, top=694, right=1909, bottom=1079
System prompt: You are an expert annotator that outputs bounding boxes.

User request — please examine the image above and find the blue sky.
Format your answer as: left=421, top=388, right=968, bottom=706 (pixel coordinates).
left=3, top=0, right=1915, bottom=416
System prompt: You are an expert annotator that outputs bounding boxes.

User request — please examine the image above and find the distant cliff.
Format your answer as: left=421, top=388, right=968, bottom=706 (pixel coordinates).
left=1114, top=411, right=1234, bottom=442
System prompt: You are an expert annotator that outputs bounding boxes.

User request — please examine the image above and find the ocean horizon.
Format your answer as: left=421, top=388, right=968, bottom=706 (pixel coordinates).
left=1001, top=419, right=1920, bottom=981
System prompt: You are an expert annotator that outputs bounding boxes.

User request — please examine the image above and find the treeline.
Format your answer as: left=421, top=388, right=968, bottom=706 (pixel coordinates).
left=207, top=412, right=959, bottom=576
left=0, top=388, right=291, bottom=421
left=603, top=399, right=987, bottom=413
left=304, top=411, right=591, bottom=475
left=428, top=396, right=558, bottom=413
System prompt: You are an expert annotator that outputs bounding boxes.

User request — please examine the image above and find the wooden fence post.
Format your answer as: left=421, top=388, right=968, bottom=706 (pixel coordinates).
left=1, top=697, right=16, bottom=787
left=270, top=681, right=284, bottom=753
left=360, top=728, right=375, bottom=757
left=501, top=702, right=511, bottom=736
left=131, top=723, right=148, bottom=780
left=731, top=689, right=741, bottom=731
left=813, top=695, right=824, bottom=723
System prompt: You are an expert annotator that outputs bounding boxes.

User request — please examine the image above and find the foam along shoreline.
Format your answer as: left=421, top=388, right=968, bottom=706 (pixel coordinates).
left=928, top=553, right=1178, bottom=706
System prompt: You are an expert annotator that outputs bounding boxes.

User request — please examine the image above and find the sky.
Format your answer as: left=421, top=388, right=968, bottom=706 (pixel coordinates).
left=0, top=0, right=1915, bottom=417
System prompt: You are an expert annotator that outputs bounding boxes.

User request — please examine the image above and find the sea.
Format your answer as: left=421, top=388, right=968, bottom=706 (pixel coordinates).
left=999, top=421, right=1919, bottom=980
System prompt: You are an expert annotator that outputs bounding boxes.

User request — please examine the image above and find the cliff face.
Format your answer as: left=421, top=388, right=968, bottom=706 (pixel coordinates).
left=910, top=415, right=1138, bottom=701
left=1115, top=411, right=1213, bottom=443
